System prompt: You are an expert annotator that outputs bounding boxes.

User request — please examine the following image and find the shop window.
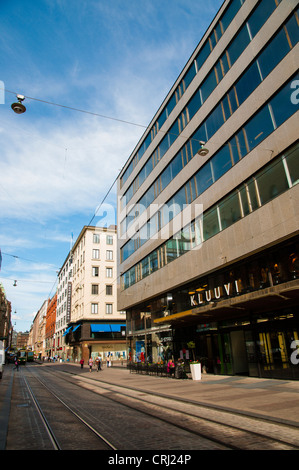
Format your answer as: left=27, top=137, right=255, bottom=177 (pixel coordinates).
left=219, top=191, right=242, bottom=229
left=256, top=159, right=289, bottom=205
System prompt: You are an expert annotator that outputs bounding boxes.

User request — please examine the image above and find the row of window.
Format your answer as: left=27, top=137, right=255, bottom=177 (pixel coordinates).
left=91, top=284, right=113, bottom=295
left=91, top=249, right=114, bottom=260
left=93, top=234, right=114, bottom=244
left=121, top=140, right=298, bottom=290
left=121, top=0, right=288, bottom=210
left=120, top=0, right=247, bottom=187
left=92, top=266, right=113, bottom=278
left=91, top=303, right=113, bottom=314
left=121, top=70, right=299, bottom=262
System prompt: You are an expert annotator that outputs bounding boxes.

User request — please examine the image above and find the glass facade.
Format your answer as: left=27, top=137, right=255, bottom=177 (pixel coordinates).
left=126, top=237, right=299, bottom=379
left=121, top=1, right=294, bottom=210
left=119, top=0, right=299, bottom=381
left=121, top=139, right=298, bottom=289
left=120, top=7, right=299, bottom=237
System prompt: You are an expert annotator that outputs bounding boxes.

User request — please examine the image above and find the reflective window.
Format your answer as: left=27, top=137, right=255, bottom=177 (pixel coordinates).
left=270, top=75, right=299, bottom=128
left=285, top=144, right=299, bottom=186
left=258, top=28, right=290, bottom=80
left=211, top=145, right=232, bottom=181
left=205, top=103, right=225, bottom=139
left=219, top=191, right=242, bottom=229
left=227, top=25, right=250, bottom=66
left=285, top=9, right=299, bottom=47
left=247, top=0, right=277, bottom=38
left=201, top=69, right=218, bottom=103
left=203, top=207, right=220, bottom=241
left=166, top=239, right=178, bottom=263
left=187, top=91, right=202, bottom=121
left=195, top=163, right=213, bottom=196
left=256, top=159, right=289, bottom=205
left=244, top=105, right=274, bottom=151
left=235, top=61, right=262, bottom=105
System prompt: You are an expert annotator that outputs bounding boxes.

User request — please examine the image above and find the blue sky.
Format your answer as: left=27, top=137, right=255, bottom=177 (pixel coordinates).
left=0, top=0, right=222, bottom=332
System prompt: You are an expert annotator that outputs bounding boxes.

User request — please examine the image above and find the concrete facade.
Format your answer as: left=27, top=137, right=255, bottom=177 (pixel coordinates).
left=117, top=0, right=299, bottom=378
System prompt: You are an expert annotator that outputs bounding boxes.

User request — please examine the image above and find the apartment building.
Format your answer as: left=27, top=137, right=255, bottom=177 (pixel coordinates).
left=56, top=252, right=73, bottom=359
left=45, top=293, right=57, bottom=358
left=118, top=0, right=299, bottom=378
left=65, top=225, right=126, bottom=362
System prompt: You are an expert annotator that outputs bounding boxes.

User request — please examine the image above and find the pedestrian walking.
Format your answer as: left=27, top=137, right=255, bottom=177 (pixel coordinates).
left=88, top=357, right=93, bottom=372
left=95, top=354, right=102, bottom=371
left=13, top=359, right=19, bottom=371
left=80, top=358, right=84, bottom=369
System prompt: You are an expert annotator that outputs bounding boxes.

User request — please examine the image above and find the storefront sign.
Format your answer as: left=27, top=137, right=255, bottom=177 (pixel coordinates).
left=190, top=280, right=242, bottom=306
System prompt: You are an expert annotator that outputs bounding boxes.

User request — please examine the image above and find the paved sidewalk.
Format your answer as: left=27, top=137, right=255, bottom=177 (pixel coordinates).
left=44, top=362, right=299, bottom=426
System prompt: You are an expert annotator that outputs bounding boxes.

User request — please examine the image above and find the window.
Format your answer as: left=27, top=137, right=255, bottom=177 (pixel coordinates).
left=195, top=163, right=213, bottom=196
left=106, top=267, right=113, bottom=278
left=106, top=304, right=113, bottom=314
left=106, top=250, right=113, bottom=260
left=270, top=75, right=299, bottom=128
left=106, top=285, right=113, bottom=295
left=91, top=303, right=98, bottom=314
left=93, top=234, right=100, bottom=243
left=92, top=267, right=99, bottom=277
left=256, top=159, right=289, bottom=205
left=244, top=105, right=274, bottom=151
left=92, top=249, right=99, bottom=259
left=258, top=28, right=290, bottom=80
left=202, top=207, right=220, bottom=241
left=211, top=145, right=232, bottom=182
left=91, top=284, right=99, bottom=295
left=106, top=235, right=113, bottom=245
left=219, top=191, right=242, bottom=229
left=285, top=144, right=299, bottom=186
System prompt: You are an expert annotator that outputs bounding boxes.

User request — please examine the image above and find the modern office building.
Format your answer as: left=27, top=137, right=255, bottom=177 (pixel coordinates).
left=65, top=225, right=126, bottom=363
left=117, top=0, right=299, bottom=379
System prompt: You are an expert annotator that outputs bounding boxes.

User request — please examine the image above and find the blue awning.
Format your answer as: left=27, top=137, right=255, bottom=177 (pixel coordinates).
left=63, top=326, right=72, bottom=336
left=72, top=324, right=81, bottom=332
left=90, top=324, right=126, bottom=333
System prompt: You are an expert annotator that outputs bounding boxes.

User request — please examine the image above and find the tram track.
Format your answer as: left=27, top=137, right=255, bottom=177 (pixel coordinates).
left=34, top=365, right=299, bottom=451
left=18, top=368, right=117, bottom=450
